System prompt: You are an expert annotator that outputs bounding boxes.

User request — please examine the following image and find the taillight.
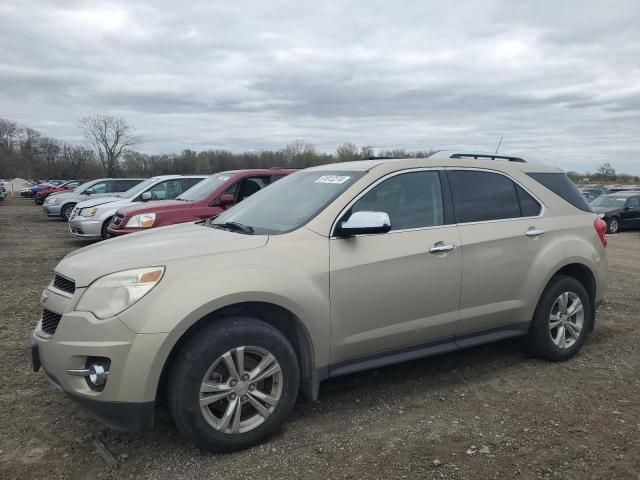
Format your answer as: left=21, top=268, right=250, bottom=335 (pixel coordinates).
left=594, top=217, right=607, bottom=248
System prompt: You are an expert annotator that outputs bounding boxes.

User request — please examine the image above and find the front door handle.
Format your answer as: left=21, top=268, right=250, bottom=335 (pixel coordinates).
left=525, top=228, right=546, bottom=237
left=429, top=242, right=457, bottom=254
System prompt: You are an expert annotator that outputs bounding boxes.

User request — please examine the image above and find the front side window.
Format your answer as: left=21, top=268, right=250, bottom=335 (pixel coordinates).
left=349, top=171, right=444, bottom=231
left=113, top=180, right=140, bottom=192
left=448, top=170, right=521, bottom=223
left=88, top=181, right=110, bottom=194
left=147, top=179, right=184, bottom=200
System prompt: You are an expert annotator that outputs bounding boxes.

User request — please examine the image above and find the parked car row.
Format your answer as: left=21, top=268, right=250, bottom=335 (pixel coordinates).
left=31, top=152, right=609, bottom=452
left=577, top=186, right=640, bottom=234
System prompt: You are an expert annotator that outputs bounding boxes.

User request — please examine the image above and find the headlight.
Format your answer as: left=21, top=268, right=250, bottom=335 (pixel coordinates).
left=80, top=207, right=98, bottom=217
left=76, top=267, right=165, bottom=319
left=50, top=197, right=60, bottom=205
left=126, top=213, right=156, bottom=228
left=597, top=213, right=605, bottom=219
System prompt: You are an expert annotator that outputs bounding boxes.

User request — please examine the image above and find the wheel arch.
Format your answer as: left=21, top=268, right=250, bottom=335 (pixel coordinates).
left=544, top=262, right=597, bottom=332
left=157, top=301, right=322, bottom=403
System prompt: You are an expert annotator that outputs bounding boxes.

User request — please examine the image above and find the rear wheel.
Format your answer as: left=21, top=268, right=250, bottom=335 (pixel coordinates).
left=527, top=275, right=591, bottom=361
left=606, top=216, right=620, bottom=234
left=61, top=203, right=75, bottom=221
left=168, top=317, right=300, bottom=452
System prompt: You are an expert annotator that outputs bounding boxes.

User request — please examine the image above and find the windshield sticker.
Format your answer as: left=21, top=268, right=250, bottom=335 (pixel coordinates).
left=315, top=175, right=351, bottom=184
left=217, top=175, right=231, bottom=181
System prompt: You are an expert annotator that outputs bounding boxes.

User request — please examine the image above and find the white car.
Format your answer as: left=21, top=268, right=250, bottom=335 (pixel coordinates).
left=68, top=175, right=206, bottom=239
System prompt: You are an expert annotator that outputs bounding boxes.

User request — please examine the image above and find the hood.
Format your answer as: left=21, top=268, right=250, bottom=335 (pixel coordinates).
left=75, top=195, right=126, bottom=209
left=48, top=190, right=80, bottom=202
left=591, top=206, right=619, bottom=214
left=117, top=199, right=190, bottom=217
left=56, top=222, right=268, bottom=287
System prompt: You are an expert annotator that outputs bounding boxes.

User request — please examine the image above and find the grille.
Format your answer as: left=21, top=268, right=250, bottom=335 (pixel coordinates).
left=41, top=309, right=62, bottom=335
left=112, top=214, right=124, bottom=227
left=53, top=274, right=75, bottom=294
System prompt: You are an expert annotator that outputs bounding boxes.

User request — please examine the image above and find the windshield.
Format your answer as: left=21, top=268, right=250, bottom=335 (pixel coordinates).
left=212, top=170, right=364, bottom=234
left=591, top=195, right=629, bottom=208
left=119, top=177, right=159, bottom=199
left=177, top=172, right=237, bottom=202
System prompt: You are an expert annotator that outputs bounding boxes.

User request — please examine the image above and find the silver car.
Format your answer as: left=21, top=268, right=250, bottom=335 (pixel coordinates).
left=43, top=178, right=144, bottom=220
left=69, top=175, right=206, bottom=239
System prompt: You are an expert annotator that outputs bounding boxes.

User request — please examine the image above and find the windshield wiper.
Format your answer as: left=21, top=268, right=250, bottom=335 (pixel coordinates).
left=209, top=221, right=254, bottom=235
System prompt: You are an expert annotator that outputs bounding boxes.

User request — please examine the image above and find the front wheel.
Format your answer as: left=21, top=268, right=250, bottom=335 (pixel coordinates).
left=61, top=203, right=75, bottom=221
left=527, top=275, right=592, bottom=361
left=168, top=317, right=300, bottom=452
left=606, top=216, right=620, bottom=234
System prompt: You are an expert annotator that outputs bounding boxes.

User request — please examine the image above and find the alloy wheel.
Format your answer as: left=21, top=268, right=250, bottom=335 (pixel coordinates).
left=549, top=292, right=584, bottom=349
left=199, top=346, right=283, bottom=434
left=608, top=218, right=619, bottom=233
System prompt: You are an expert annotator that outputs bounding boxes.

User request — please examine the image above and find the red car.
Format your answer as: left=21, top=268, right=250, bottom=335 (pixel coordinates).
left=35, top=179, right=88, bottom=205
left=107, top=169, right=296, bottom=236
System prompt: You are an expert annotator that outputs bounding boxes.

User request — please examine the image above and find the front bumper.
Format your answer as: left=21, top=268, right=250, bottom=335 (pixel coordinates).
left=68, top=218, right=102, bottom=238
left=31, top=341, right=155, bottom=430
left=31, top=303, right=175, bottom=431
left=42, top=204, right=62, bottom=216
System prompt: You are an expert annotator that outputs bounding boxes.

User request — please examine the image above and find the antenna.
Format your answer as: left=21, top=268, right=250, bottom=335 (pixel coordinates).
left=495, top=136, right=503, bottom=153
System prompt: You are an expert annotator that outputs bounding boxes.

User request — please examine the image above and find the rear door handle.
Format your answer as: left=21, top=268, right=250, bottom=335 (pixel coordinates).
left=429, top=242, right=457, bottom=254
left=525, top=228, right=546, bottom=237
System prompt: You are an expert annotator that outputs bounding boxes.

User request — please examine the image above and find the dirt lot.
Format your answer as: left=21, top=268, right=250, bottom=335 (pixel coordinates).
left=0, top=195, right=638, bottom=480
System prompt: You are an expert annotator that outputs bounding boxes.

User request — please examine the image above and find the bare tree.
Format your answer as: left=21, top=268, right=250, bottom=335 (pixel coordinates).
left=78, top=115, right=138, bottom=176
left=0, top=118, right=19, bottom=152
left=39, top=136, right=61, bottom=176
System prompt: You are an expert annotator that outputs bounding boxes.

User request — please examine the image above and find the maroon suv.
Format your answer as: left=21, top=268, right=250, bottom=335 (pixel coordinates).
left=107, top=169, right=296, bottom=236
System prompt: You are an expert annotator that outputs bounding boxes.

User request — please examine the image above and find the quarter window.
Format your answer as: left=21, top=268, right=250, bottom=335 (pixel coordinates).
left=515, top=184, right=542, bottom=217
left=350, top=171, right=444, bottom=231
left=448, top=170, right=525, bottom=223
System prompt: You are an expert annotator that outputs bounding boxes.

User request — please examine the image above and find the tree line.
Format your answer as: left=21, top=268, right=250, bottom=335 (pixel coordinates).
left=0, top=115, right=436, bottom=181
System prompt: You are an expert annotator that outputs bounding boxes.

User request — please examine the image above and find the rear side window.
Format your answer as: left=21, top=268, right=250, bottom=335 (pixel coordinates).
left=113, top=180, right=141, bottom=192
left=527, top=173, right=592, bottom=212
left=448, top=170, right=521, bottom=223
left=184, top=177, right=204, bottom=189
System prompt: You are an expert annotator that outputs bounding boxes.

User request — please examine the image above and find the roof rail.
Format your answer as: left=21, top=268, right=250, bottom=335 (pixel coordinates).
left=449, top=153, right=526, bottom=163
left=365, top=156, right=399, bottom=160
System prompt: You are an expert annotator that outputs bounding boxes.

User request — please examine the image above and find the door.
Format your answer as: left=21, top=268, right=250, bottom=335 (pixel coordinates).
left=622, top=196, right=640, bottom=227
left=329, top=170, right=461, bottom=364
left=446, top=169, right=544, bottom=334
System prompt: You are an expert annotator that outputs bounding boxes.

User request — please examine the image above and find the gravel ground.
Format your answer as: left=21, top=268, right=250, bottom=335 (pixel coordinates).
left=1, top=195, right=639, bottom=480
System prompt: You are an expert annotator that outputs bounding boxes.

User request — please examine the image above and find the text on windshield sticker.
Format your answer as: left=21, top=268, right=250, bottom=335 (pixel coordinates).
left=315, top=175, right=351, bottom=184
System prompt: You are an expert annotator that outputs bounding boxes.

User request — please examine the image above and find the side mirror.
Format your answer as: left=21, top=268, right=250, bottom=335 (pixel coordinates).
left=218, top=194, right=235, bottom=206
left=141, top=191, right=152, bottom=202
left=85, top=189, right=94, bottom=195
left=336, top=211, right=391, bottom=236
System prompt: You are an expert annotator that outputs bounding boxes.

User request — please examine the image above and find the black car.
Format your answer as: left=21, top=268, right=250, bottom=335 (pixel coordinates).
left=590, top=192, right=640, bottom=233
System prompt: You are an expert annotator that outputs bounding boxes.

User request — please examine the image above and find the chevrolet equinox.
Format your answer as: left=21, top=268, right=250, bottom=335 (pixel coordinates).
left=31, top=152, right=608, bottom=452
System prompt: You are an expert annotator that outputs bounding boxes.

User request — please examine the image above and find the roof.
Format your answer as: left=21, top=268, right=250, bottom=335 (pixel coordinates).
left=307, top=151, right=561, bottom=173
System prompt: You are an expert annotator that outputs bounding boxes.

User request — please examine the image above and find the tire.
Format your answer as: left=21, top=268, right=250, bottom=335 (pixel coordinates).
left=526, top=275, right=592, bottom=362
left=101, top=218, right=112, bottom=239
left=61, top=203, right=75, bottom=221
left=168, top=317, right=300, bottom=452
left=606, top=216, right=620, bottom=234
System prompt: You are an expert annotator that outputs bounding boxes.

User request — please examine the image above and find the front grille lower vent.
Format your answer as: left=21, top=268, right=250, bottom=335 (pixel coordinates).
left=41, top=309, right=62, bottom=335
left=53, top=274, right=75, bottom=294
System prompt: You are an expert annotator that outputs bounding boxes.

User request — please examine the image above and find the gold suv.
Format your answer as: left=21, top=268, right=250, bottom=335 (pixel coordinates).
left=31, top=152, right=608, bottom=451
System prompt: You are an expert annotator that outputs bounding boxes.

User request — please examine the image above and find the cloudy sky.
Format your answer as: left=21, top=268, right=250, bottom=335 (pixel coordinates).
left=1, top=1, right=639, bottom=173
